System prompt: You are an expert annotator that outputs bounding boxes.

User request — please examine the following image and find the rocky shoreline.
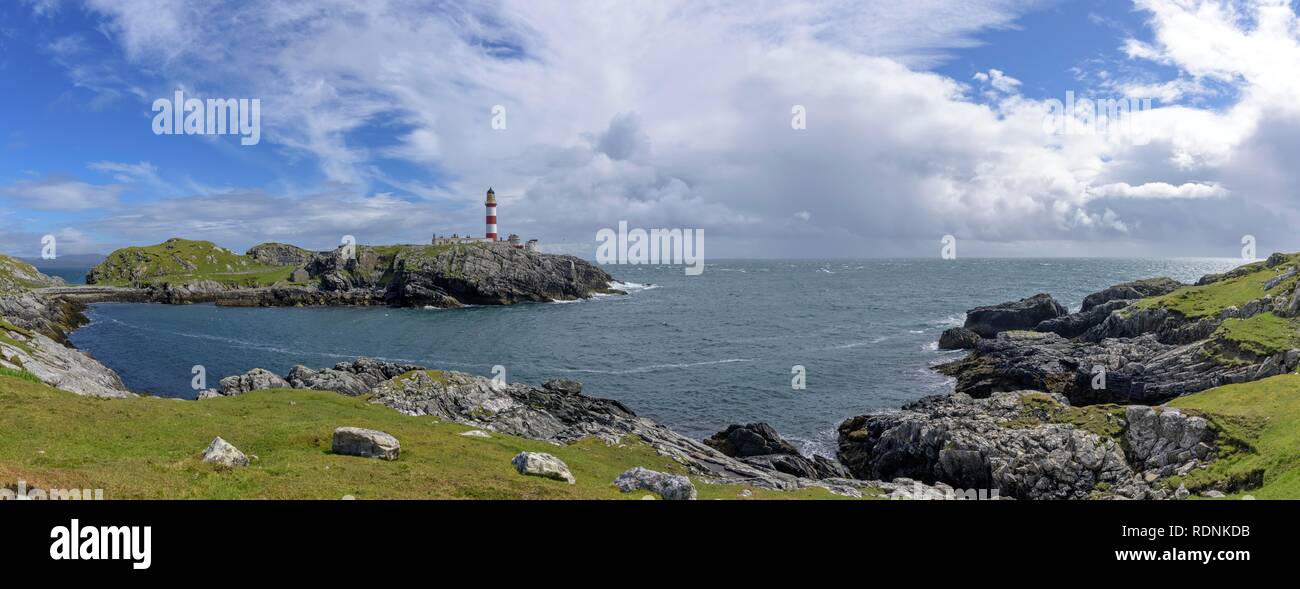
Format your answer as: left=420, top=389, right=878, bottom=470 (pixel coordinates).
left=4, top=251, right=1295, bottom=499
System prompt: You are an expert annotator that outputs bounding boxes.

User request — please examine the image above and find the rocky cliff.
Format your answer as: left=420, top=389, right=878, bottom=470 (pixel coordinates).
left=0, top=256, right=132, bottom=398
left=842, top=253, right=1300, bottom=499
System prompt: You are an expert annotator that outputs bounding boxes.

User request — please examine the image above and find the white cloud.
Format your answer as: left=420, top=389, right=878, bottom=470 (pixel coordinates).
left=1088, top=181, right=1228, bottom=200
left=974, top=68, right=1022, bottom=93
left=27, top=0, right=1300, bottom=257
left=0, top=177, right=123, bottom=210
left=88, top=160, right=160, bottom=184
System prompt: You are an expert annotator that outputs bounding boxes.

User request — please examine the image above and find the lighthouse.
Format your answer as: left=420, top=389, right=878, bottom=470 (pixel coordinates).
left=485, top=187, right=498, bottom=241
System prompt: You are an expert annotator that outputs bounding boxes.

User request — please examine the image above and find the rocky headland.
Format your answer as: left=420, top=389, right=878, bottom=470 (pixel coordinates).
left=58, top=237, right=620, bottom=308
left=851, top=252, right=1300, bottom=498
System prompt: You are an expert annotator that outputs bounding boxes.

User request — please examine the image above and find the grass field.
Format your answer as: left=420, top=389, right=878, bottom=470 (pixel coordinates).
left=1138, top=256, right=1298, bottom=318
left=1205, top=312, right=1300, bottom=365
left=1167, top=374, right=1300, bottom=499
left=0, top=374, right=857, bottom=500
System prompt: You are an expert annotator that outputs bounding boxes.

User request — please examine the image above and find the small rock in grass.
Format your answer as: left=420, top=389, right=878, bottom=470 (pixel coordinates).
left=511, top=452, right=575, bottom=484
left=202, top=436, right=249, bottom=468
left=460, top=429, right=492, bottom=438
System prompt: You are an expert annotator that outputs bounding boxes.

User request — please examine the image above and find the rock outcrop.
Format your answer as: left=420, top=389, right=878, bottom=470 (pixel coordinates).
left=938, top=326, right=981, bottom=350
left=935, top=331, right=1278, bottom=405
left=0, top=308, right=130, bottom=398
left=964, top=293, right=1067, bottom=338
left=704, top=423, right=800, bottom=457
left=837, top=392, right=1165, bottom=499
left=216, top=368, right=290, bottom=396
left=1035, top=299, right=1131, bottom=339
left=246, top=243, right=316, bottom=267
left=1123, top=406, right=1216, bottom=476
left=1079, top=277, right=1182, bottom=312
left=704, top=422, right=852, bottom=480
left=332, top=427, right=401, bottom=460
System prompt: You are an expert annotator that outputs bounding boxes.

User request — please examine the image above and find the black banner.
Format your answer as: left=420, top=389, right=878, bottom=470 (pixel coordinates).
left=1, top=499, right=1285, bottom=576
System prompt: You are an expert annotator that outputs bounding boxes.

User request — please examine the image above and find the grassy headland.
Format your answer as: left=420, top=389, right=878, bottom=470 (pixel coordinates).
left=0, top=374, right=852, bottom=500
left=86, top=238, right=296, bottom=288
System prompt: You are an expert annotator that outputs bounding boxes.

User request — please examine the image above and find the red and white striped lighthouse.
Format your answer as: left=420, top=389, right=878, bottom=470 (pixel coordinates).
left=485, top=187, right=498, bottom=241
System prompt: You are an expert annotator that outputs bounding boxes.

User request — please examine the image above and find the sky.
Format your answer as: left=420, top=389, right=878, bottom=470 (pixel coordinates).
left=1, top=0, right=1299, bottom=259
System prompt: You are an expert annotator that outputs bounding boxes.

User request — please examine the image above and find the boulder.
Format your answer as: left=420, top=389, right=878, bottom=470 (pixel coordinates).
left=217, top=368, right=290, bottom=396
left=201, top=436, right=249, bottom=468
left=614, top=467, right=696, bottom=500
left=938, top=327, right=981, bottom=350
left=703, top=422, right=800, bottom=457
left=963, top=293, right=1067, bottom=338
left=331, top=427, right=401, bottom=460
left=511, top=452, right=575, bottom=484
left=459, top=429, right=492, bottom=438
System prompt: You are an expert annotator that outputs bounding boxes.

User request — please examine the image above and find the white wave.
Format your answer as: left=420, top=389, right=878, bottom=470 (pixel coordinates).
left=558, top=357, right=754, bottom=375
left=930, top=313, right=964, bottom=328
left=610, top=280, right=659, bottom=291
left=924, top=341, right=938, bottom=351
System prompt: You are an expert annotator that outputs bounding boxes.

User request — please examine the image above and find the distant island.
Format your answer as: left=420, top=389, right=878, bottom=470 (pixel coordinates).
left=43, top=237, right=619, bottom=308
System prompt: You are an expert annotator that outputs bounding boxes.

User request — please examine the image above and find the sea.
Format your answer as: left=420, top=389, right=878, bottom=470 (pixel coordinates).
left=60, top=258, right=1241, bottom=457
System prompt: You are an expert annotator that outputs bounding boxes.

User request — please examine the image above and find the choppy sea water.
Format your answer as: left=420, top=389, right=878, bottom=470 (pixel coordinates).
left=66, top=258, right=1240, bottom=456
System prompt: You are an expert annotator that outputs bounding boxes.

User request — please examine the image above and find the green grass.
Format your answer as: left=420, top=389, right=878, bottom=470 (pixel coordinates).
left=0, top=366, right=40, bottom=383
left=89, top=238, right=294, bottom=288
left=140, top=265, right=295, bottom=288
left=0, top=375, right=858, bottom=500
left=0, top=319, right=34, bottom=354
left=1006, top=392, right=1127, bottom=441
left=1137, top=256, right=1297, bottom=318
left=1167, top=374, right=1300, bottom=498
left=1204, top=312, right=1300, bottom=365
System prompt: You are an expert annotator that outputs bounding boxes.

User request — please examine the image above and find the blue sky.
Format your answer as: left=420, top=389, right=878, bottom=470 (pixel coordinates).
left=2, top=0, right=1298, bottom=258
